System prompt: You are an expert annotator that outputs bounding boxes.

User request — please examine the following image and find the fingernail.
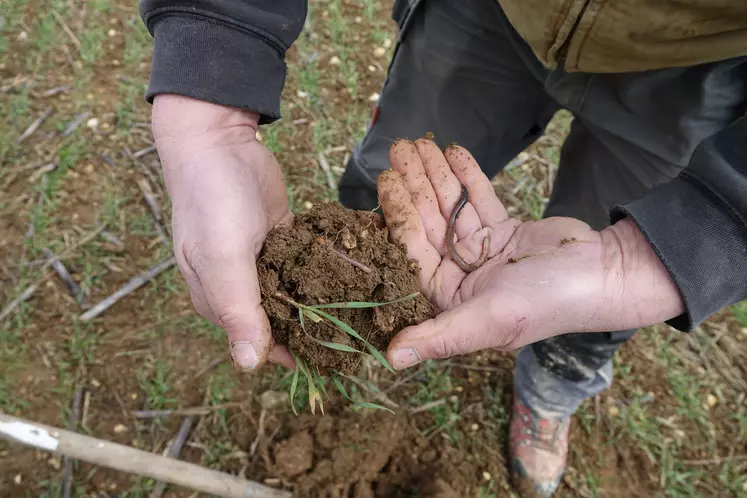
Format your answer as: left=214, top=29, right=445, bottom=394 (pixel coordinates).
left=231, top=341, right=258, bottom=370
left=392, top=348, right=421, bottom=370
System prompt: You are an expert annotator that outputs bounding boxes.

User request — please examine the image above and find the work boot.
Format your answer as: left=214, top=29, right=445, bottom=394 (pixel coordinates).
left=509, top=397, right=570, bottom=498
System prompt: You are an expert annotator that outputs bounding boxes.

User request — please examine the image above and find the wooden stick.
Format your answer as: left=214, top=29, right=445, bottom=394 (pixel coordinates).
left=316, top=151, right=336, bottom=190
left=0, top=412, right=291, bottom=498
left=61, top=112, right=89, bottom=138
left=43, top=248, right=85, bottom=304
left=133, top=145, right=157, bottom=159
left=79, top=257, right=176, bottom=321
left=42, top=86, right=69, bottom=97
left=18, top=107, right=53, bottom=143
left=0, top=284, right=37, bottom=322
left=149, top=416, right=195, bottom=498
left=136, top=177, right=168, bottom=243
left=132, top=402, right=243, bottom=419
left=52, top=11, right=81, bottom=50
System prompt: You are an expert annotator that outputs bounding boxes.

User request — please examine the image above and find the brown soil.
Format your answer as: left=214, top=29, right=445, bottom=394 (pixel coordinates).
left=258, top=202, right=435, bottom=374
left=270, top=410, right=481, bottom=498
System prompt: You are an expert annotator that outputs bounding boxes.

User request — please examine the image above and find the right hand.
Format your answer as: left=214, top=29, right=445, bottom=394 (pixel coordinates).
left=152, top=95, right=294, bottom=371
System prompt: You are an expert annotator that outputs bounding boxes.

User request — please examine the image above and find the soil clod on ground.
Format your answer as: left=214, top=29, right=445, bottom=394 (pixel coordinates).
left=258, top=203, right=434, bottom=374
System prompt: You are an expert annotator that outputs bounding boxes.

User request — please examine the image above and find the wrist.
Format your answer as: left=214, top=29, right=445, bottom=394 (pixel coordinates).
left=152, top=94, right=260, bottom=145
left=599, top=217, right=685, bottom=328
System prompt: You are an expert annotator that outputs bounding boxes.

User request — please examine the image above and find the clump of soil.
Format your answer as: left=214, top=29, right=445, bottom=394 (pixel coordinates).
left=271, top=411, right=478, bottom=498
left=258, top=203, right=434, bottom=374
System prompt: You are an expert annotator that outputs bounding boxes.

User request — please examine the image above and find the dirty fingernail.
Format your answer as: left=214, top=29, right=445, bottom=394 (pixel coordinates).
left=392, top=348, right=421, bottom=370
left=231, top=341, right=258, bottom=370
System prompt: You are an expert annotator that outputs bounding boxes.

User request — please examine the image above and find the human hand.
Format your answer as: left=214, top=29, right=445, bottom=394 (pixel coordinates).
left=153, top=95, right=294, bottom=371
left=377, top=139, right=685, bottom=369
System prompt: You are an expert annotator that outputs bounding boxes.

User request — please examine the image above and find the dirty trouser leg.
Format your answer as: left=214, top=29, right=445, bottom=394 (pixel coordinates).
left=514, top=55, right=747, bottom=419
left=338, top=0, right=558, bottom=210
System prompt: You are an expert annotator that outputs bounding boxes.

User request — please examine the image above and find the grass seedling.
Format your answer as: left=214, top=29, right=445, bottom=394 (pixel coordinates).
left=276, top=291, right=419, bottom=414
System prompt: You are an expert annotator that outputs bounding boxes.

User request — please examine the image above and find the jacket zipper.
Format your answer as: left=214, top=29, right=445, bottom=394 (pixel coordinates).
left=556, top=0, right=592, bottom=62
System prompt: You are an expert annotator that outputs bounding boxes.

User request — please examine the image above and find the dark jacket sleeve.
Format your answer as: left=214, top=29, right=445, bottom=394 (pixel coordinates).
left=139, top=0, right=307, bottom=124
left=612, top=115, right=747, bottom=331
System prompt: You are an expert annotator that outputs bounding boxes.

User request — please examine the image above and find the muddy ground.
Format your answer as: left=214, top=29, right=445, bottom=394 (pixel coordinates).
left=1, top=0, right=746, bottom=497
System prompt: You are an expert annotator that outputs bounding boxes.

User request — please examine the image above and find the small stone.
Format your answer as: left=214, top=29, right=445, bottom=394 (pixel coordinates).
left=454, top=386, right=463, bottom=392
left=383, top=38, right=392, bottom=49
left=113, top=424, right=128, bottom=434
left=607, top=405, right=620, bottom=417
left=449, top=395, right=458, bottom=403
left=482, top=471, right=491, bottom=482
left=303, top=201, right=313, bottom=211
left=368, top=92, right=380, bottom=103
left=48, top=457, right=61, bottom=470
left=355, top=16, right=362, bottom=23
left=706, top=394, right=718, bottom=408
left=86, top=117, right=99, bottom=129
left=367, top=65, right=376, bottom=73
left=741, top=327, right=747, bottom=337
left=329, top=55, right=341, bottom=66
left=297, top=90, right=309, bottom=98
left=674, top=429, right=686, bottom=439
left=109, top=482, right=117, bottom=490
left=373, top=47, right=387, bottom=57
left=91, top=378, right=101, bottom=388
left=84, top=164, right=95, bottom=174
left=341, top=228, right=357, bottom=249
left=14, top=474, right=22, bottom=485
left=130, top=393, right=138, bottom=400
left=18, top=31, right=28, bottom=41
left=112, top=59, right=120, bottom=66
left=107, top=28, right=117, bottom=37
left=470, top=423, right=479, bottom=431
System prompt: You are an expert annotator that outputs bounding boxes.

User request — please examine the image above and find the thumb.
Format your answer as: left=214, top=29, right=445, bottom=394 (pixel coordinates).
left=386, top=295, right=529, bottom=369
left=196, top=254, right=279, bottom=372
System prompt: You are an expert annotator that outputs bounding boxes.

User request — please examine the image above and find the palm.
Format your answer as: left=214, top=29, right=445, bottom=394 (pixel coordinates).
left=378, top=139, right=607, bottom=349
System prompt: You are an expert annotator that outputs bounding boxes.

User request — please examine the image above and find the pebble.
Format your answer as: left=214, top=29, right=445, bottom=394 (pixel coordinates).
left=91, top=378, right=101, bottom=388
left=329, top=55, right=341, bottom=66
left=107, top=28, right=117, bottom=37
left=706, top=394, right=718, bottom=408
left=741, top=327, right=747, bottom=337
left=86, top=117, right=99, bottom=129
left=130, top=393, right=138, bottom=400
left=297, top=90, right=309, bottom=98
left=383, top=38, right=392, bottom=49
left=482, top=471, right=491, bottom=482
left=373, top=47, right=387, bottom=57
left=113, top=424, right=128, bottom=434
left=48, top=457, right=61, bottom=470
left=470, top=423, right=479, bottom=431
left=18, top=31, right=28, bottom=41
left=14, top=475, right=22, bottom=485
left=303, top=201, right=313, bottom=210
left=367, top=65, right=376, bottom=73
left=355, top=16, right=362, bottom=23
left=368, top=92, right=380, bottom=103
left=607, top=405, right=620, bottom=417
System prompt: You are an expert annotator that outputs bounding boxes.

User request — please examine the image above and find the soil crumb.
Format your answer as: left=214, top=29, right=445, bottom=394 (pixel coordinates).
left=258, top=203, right=434, bottom=373
left=271, top=411, right=479, bottom=498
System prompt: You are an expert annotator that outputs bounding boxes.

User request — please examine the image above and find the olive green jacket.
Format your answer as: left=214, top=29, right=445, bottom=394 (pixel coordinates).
left=499, top=0, right=747, bottom=72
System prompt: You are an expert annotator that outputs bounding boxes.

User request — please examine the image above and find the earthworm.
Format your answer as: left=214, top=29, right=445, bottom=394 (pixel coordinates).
left=446, top=184, right=490, bottom=272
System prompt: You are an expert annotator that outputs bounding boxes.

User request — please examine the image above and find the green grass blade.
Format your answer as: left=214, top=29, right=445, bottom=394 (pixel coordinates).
left=314, top=368, right=329, bottom=400
left=303, top=308, right=323, bottom=323
left=364, top=343, right=395, bottom=374
left=290, top=366, right=300, bottom=415
left=355, top=401, right=395, bottom=414
left=310, top=308, right=395, bottom=373
left=289, top=351, right=301, bottom=415
left=312, top=292, right=419, bottom=309
left=309, top=308, right=367, bottom=342
left=331, top=375, right=351, bottom=401
left=310, top=338, right=362, bottom=353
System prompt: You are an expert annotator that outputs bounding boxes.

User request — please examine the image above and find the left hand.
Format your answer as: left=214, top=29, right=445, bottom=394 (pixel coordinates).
left=377, top=139, right=685, bottom=370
